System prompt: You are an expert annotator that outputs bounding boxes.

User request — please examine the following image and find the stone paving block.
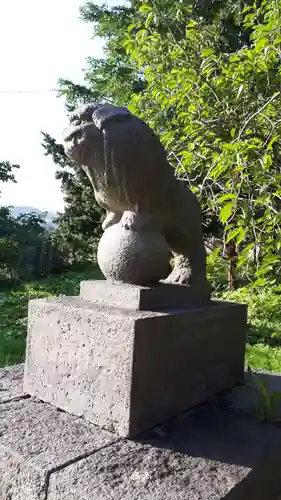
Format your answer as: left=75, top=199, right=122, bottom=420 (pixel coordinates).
left=80, top=279, right=209, bottom=310
left=24, top=294, right=247, bottom=437
left=0, top=364, right=24, bottom=403
left=48, top=402, right=281, bottom=500
left=48, top=439, right=248, bottom=500
left=2, top=366, right=281, bottom=499
left=0, top=397, right=116, bottom=500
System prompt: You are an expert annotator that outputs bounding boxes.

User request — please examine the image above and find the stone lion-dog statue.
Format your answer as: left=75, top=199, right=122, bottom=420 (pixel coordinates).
left=63, top=103, right=210, bottom=300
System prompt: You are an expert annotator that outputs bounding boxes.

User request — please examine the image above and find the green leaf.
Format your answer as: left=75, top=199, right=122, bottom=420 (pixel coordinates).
left=217, top=194, right=236, bottom=203
left=139, top=5, right=152, bottom=13
left=145, top=12, right=153, bottom=28
left=226, top=227, right=246, bottom=245
left=201, top=48, right=215, bottom=57
left=127, top=23, right=136, bottom=33
left=262, top=255, right=280, bottom=266
left=207, top=246, right=221, bottom=264
left=219, top=203, right=233, bottom=224
left=254, top=278, right=266, bottom=286
left=187, top=20, right=197, bottom=28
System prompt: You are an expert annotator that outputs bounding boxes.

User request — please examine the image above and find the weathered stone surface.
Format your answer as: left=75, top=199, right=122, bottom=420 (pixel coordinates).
left=62, top=102, right=210, bottom=296
left=97, top=224, right=171, bottom=285
left=24, top=294, right=247, bottom=437
left=48, top=402, right=281, bottom=500
left=24, top=296, right=145, bottom=436
left=0, top=364, right=24, bottom=403
left=2, top=366, right=281, bottom=499
left=0, top=397, right=115, bottom=500
left=80, top=280, right=209, bottom=310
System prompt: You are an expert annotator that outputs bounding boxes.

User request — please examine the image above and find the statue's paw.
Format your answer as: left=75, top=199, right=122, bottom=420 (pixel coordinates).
left=163, top=271, right=211, bottom=301
left=162, top=267, right=190, bottom=285
left=120, top=212, right=152, bottom=232
left=121, top=213, right=138, bottom=231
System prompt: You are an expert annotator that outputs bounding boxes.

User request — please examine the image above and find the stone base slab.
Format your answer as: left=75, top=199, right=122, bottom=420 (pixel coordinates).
left=0, top=364, right=25, bottom=403
left=2, top=366, right=281, bottom=499
left=80, top=280, right=210, bottom=310
left=24, top=292, right=247, bottom=436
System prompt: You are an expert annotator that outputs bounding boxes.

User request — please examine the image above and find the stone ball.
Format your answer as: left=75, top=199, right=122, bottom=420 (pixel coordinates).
left=97, top=223, right=171, bottom=285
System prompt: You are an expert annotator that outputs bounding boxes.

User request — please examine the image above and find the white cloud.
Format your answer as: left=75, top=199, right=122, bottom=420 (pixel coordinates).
left=0, top=0, right=104, bottom=212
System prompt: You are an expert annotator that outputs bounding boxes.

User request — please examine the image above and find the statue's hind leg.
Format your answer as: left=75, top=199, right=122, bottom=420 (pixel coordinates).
left=163, top=226, right=210, bottom=299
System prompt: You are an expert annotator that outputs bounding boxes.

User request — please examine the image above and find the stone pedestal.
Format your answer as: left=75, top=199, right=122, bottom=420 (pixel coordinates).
left=3, top=365, right=281, bottom=500
left=24, top=281, right=247, bottom=437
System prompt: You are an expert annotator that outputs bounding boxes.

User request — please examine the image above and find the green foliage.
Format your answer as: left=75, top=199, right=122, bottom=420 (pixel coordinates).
left=206, top=246, right=228, bottom=290
left=41, top=133, right=103, bottom=264
left=0, top=160, right=65, bottom=280
left=0, top=207, right=66, bottom=281
left=0, top=265, right=102, bottom=367
left=2, top=267, right=281, bottom=373
left=220, top=282, right=281, bottom=346
left=219, top=281, right=281, bottom=370
left=42, top=0, right=281, bottom=285
left=55, top=1, right=145, bottom=112
left=40, top=3, right=146, bottom=265
left=247, top=367, right=281, bottom=422
left=246, top=344, right=281, bottom=372
left=57, top=80, right=98, bottom=113
left=124, top=0, right=281, bottom=281
left=0, top=161, right=19, bottom=186
left=80, top=1, right=145, bottom=105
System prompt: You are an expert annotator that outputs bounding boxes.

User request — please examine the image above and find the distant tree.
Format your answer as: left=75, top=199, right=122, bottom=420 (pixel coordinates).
left=0, top=208, right=19, bottom=280
left=0, top=161, right=19, bottom=186
left=40, top=2, right=146, bottom=263
left=124, top=0, right=281, bottom=284
left=41, top=132, right=103, bottom=264
left=0, top=162, right=20, bottom=279
left=0, top=158, right=67, bottom=280
left=43, top=0, right=273, bottom=284
left=0, top=205, right=66, bottom=281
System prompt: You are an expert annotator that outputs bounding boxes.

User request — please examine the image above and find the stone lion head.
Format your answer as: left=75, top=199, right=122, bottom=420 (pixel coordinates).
left=62, top=103, right=130, bottom=167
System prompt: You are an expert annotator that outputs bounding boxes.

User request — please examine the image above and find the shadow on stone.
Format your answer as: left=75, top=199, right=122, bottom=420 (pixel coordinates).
left=131, top=374, right=281, bottom=499
left=137, top=399, right=280, bottom=468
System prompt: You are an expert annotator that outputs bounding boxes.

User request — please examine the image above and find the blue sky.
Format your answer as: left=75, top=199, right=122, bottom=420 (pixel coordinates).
left=0, top=0, right=104, bottom=212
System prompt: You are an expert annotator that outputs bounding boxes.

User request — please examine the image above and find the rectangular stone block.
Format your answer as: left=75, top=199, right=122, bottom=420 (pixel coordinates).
left=80, top=280, right=209, bottom=310
left=0, top=397, right=115, bottom=500
left=0, top=364, right=24, bottom=403
left=4, top=366, right=281, bottom=500
left=48, top=403, right=281, bottom=500
left=24, top=290, right=247, bottom=437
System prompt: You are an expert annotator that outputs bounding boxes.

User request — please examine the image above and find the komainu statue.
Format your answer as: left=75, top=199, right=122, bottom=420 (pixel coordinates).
left=63, top=103, right=210, bottom=300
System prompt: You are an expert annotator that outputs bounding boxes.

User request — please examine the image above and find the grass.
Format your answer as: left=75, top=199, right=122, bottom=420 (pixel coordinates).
left=0, top=265, right=102, bottom=367
left=1, top=266, right=281, bottom=372
left=219, top=283, right=281, bottom=372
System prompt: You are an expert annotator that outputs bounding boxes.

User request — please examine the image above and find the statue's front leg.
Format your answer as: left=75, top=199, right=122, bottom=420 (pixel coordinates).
left=120, top=211, right=154, bottom=232
left=102, top=211, right=122, bottom=231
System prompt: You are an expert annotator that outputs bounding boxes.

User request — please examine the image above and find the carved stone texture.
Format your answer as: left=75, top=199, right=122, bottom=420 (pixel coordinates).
left=23, top=288, right=247, bottom=437
left=3, top=366, right=281, bottom=500
left=62, top=103, right=210, bottom=300
left=0, top=398, right=114, bottom=500
left=97, top=223, right=171, bottom=285
left=0, top=364, right=25, bottom=404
